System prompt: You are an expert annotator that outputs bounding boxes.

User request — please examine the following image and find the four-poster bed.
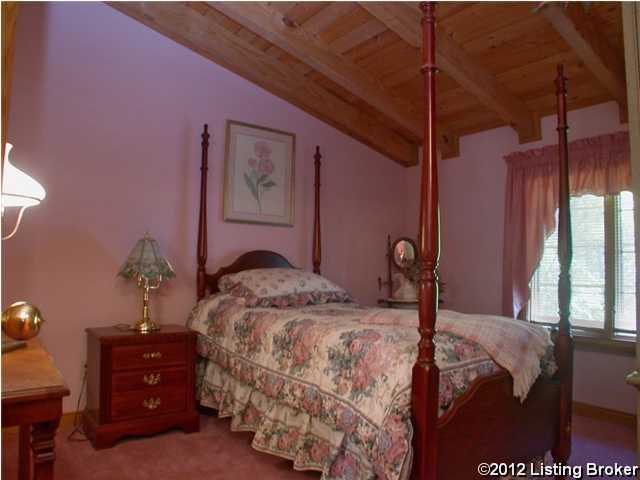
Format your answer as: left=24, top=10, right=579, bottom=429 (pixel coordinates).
left=191, top=3, right=574, bottom=479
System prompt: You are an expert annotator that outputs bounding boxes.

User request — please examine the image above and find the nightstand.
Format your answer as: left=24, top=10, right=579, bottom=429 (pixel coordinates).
left=82, top=325, right=199, bottom=449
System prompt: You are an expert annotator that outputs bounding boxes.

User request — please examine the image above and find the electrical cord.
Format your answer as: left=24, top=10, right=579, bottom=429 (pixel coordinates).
left=67, top=323, right=131, bottom=441
left=67, top=366, right=88, bottom=442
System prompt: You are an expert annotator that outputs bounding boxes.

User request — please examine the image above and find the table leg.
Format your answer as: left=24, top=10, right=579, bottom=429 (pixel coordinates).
left=31, top=419, right=60, bottom=480
left=18, top=424, right=31, bottom=480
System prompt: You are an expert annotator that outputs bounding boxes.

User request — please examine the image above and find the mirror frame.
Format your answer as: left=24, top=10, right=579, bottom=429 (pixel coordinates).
left=391, top=237, right=418, bottom=270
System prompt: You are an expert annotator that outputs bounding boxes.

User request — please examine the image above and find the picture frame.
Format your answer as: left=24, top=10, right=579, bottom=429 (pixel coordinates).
left=223, top=120, right=295, bottom=227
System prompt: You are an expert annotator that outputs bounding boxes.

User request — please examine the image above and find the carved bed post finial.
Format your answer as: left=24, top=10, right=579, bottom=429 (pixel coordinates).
left=197, top=124, right=210, bottom=300
left=313, top=146, right=322, bottom=275
left=412, top=3, right=440, bottom=480
left=552, top=63, right=574, bottom=469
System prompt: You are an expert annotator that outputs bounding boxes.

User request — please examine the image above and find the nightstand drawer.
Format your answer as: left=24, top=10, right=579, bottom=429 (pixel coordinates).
left=111, top=386, right=186, bottom=421
left=111, top=342, right=186, bottom=371
left=112, top=367, right=187, bottom=393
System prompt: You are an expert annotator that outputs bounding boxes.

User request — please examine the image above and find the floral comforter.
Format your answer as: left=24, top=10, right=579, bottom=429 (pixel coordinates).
left=188, top=295, right=556, bottom=480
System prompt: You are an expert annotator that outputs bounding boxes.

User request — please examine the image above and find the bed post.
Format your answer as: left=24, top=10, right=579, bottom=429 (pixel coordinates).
left=313, top=146, right=322, bottom=274
left=197, top=124, right=210, bottom=300
left=412, top=3, right=440, bottom=480
left=552, top=65, right=574, bottom=473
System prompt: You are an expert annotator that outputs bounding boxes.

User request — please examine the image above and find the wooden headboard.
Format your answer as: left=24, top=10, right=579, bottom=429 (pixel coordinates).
left=195, top=128, right=321, bottom=299
left=205, top=250, right=296, bottom=294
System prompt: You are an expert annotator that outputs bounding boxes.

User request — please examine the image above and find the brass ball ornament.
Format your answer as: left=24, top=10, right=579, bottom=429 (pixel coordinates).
left=1, top=301, right=44, bottom=340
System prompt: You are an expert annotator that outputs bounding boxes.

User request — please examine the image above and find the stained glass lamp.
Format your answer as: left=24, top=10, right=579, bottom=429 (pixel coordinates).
left=2, top=143, right=46, bottom=240
left=118, top=233, right=175, bottom=333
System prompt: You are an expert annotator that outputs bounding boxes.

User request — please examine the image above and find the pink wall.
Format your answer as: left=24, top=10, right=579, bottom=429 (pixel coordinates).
left=2, top=3, right=407, bottom=411
left=405, top=101, right=634, bottom=413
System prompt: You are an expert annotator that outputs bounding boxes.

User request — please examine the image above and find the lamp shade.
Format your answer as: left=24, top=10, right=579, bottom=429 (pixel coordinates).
left=2, top=144, right=46, bottom=208
left=118, top=233, right=175, bottom=282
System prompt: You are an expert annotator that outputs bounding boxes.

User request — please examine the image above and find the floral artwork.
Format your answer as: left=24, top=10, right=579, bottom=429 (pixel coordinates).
left=224, top=121, right=295, bottom=226
left=244, top=141, right=277, bottom=213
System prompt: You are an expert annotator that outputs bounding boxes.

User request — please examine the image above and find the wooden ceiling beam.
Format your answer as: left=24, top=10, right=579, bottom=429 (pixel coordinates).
left=436, top=31, right=540, bottom=143
left=541, top=3, right=627, bottom=119
left=302, top=2, right=357, bottom=35
left=361, top=2, right=541, bottom=144
left=209, top=2, right=422, bottom=137
left=329, top=19, right=387, bottom=55
left=268, top=2, right=296, bottom=15
left=108, top=2, right=419, bottom=166
left=2, top=2, right=18, bottom=159
left=208, top=2, right=459, bottom=157
left=292, top=3, right=366, bottom=77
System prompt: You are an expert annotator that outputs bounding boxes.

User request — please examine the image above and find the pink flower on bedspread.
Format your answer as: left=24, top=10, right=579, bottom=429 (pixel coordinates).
left=372, top=412, right=412, bottom=480
left=277, top=429, right=300, bottom=451
left=272, top=295, right=289, bottom=308
left=243, top=404, right=261, bottom=427
left=325, top=329, right=387, bottom=401
left=336, top=377, right=350, bottom=396
left=453, top=340, right=477, bottom=359
left=360, top=330, right=382, bottom=342
left=363, top=344, right=386, bottom=376
left=336, top=408, right=358, bottom=434
left=272, top=318, right=319, bottom=374
left=302, top=387, right=322, bottom=416
left=310, top=439, right=331, bottom=464
left=383, top=414, right=408, bottom=464
left=330, top=452, right=359, bottom=480
left=352, top=366, right=372, bottom=392
left=262, top=373, right=285, bottom=398
left=439, top=376, right=455, bottom=409
left=239, top=364, right=255, bottom=385
left=249, top=315, right=272, bottom=349
left=206, top=297, right=245, bottom=339
left=234, top=311, right=275, bottom=356
left=349, top=337, right=365, bottom=355
left=292, top=340, right=310, bottom=366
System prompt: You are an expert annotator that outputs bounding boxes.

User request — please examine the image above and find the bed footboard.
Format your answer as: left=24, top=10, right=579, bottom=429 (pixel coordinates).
left=436, top=372, right=560, bottom=479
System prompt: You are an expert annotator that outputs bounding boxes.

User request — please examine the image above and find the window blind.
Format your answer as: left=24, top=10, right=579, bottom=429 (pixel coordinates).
left=530, top=195, right=606, bottom=329
left=615, top=191, right=636, bottom=332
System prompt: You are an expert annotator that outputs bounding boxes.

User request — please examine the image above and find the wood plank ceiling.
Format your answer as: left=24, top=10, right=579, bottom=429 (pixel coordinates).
left=109, top=2, right=626, bottom=167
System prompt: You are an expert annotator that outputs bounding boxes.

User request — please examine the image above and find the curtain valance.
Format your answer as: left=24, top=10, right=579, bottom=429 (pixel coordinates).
left=502, top=131, right=631, bottom=318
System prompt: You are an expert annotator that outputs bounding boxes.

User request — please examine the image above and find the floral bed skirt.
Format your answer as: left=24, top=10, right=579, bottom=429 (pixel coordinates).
left=196, top=341, right=414, bottom=480
left=196, top=343, right=555, bottom=480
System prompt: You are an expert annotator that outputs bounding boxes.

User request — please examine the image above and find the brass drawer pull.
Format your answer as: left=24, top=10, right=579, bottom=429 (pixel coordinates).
left=142, top=397, right=162, bottom=410
left=142, top=351, right=162, bottom=360
left=142, top=373, right=161, bottom=386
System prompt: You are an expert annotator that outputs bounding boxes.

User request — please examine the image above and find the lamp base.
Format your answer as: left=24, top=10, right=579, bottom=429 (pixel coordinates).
left=131, top=318, right=161, bottom=334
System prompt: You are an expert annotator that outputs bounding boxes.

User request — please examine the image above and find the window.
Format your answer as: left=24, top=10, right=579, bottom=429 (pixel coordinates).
left=529, top=191, right=636, bottom=339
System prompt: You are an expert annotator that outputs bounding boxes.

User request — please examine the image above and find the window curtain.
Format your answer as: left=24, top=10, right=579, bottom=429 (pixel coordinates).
left=502, top=131, right=631, bottom=318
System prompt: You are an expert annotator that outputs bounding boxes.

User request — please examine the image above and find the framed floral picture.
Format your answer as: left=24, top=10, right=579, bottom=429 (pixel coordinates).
left=223, top=120, right=295, bottom=226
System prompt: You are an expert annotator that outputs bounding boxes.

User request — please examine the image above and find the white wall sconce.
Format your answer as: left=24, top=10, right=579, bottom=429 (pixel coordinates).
left=2, top=143, right=46, bottom=240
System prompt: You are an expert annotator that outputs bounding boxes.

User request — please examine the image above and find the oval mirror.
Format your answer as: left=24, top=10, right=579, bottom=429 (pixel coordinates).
left=391, top=238, right=417, bottom=270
